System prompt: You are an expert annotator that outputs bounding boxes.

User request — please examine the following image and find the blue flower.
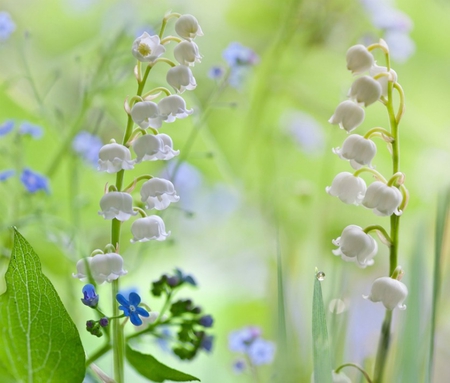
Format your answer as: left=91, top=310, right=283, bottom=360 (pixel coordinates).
left=198, top=315, right=214, bottom=328
left=81, top=284, right=99, bottom=308
left=116, top=292, right=150, bottom=326
left=0, top=12, right=16, bottom=41
left=0, top=120, right=14, bottom=136
left=208, top=66, right=224, bottom=80
left=174, top=268, right=197, bottom=286
left=20, top=168, right=50, bottom=193
left=72, top=131, right=103, bottom=167
left=200, top=334, right=214, bottom=352
left=228, top=326, right=261, bottom=352
left=232, top=359, right=246, bottom=374
left=222, top=42, right=259, bottom=67
left=0, top=169, right=15, bottom=181
left=247, top=338, right=275, bottom=366
left=19, top=122, right=43, bottom=139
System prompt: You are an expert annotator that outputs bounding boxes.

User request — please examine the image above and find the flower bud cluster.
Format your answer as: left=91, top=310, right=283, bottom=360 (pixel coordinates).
left=326, top=41, right=408, bottom=311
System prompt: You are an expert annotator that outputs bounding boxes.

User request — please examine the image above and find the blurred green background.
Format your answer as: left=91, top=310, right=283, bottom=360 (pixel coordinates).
left=0, top=0, right=449, bottom=382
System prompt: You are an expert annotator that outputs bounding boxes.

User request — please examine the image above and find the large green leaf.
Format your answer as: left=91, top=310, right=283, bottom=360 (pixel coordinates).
left=126, top=345, right=200, bottom=382
left=312, top=272, right=333, bottom=383
left=0, top=228, right=85, bottom=382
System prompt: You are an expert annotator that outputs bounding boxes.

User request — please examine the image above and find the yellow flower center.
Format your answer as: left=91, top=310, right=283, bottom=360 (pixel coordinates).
left=138, top=43, right=151, bottom=57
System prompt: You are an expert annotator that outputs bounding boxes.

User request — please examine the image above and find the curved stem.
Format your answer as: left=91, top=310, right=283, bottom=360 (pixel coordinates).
left=150, top=57, right=176, bottom=69
left=353, top=167, right=387, bottom=183
left=363, top=225, right=392, bottom=246
left=336, top=363, right=373, bottom=383
left=123, top=175, right=153, bottom=191
left=364, top=127, right=394, bottom=141
left=393, top=83, right=405, bottom=124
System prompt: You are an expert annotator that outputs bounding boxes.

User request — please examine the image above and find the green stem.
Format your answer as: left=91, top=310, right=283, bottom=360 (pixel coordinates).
left=336, top=363, right=373, bottom=383
left=363, top=225, right=392, bottom=246
left=86, top=343, right=112, bottom=367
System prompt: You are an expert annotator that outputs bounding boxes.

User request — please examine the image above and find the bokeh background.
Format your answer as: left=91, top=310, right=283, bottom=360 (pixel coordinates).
left=0, top=0, right=449, bottom=382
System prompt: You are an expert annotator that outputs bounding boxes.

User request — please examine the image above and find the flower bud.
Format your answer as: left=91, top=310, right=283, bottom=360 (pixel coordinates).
left=363, top=276, right=408, bottom=310
left=328, top=100, right=365, bottom=133
left=333, top=134, right=377, bottom=169
left=140, top=177, right=180, bottom=210
left=130, top=101, right=163, bottom=129
left=98, top=191, right=137, bottom=221
left=346, top=44, right=374, bottom=74
left=174, top=41, right=202, bottom=66
left=130, top=216, right=170, bottom=242
left=81, top=284, right=99, bottom=308
left=98, top=142, right=135, bottom=173
left=166, top=65, right=197, bottom=93
left=175, top=14, right=203, bottom=40
left=326, top=172, right=366, bottom=205
left=158, top=95, right=193, bottom=122
left=362, top=181, right=402, bottom=216
left=332, top=225, right=377, bottom=268
left=131, top=32, right=165, bottom=62
left=348, top=75, right=382, bottom=106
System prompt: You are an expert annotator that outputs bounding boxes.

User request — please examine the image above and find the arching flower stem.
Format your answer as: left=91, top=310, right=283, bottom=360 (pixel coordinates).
left=363, top=225, right=392, bottom=246
left=133, top=207, right=147, bottom=218
left=123, top=175, right=153, bottom=192
left=160, top=13, right=181, bottom=38
left=149, top=57, right=177, bottom=69
left=336, top=363, right=373, bottom=383
left=161, top=36, right=182, bottom=44
left=364, top=127, right=394, bottom=141
left=143, top=86, right=172, bottom=98
left=353, top=167, right=387, bottom=183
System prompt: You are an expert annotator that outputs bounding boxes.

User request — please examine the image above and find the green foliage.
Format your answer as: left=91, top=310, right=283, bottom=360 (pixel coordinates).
left=312, top=273, right=333, bottom=383
left=125, top=344, right=200, bottom=382
left=0, top=228, right=85, bottom=383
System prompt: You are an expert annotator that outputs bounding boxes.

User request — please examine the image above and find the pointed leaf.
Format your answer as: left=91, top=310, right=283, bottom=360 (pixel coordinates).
left=0, top=228, right=85, bottom=382
left=126, top=344, right=200, bottom=382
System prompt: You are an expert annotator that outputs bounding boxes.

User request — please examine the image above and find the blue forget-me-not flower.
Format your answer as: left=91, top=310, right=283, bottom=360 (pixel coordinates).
left=20, top=168, right=50, bottom=193
left=116, top=292, right=150, bottom=326
left=0, top=12, right=15, bottom=41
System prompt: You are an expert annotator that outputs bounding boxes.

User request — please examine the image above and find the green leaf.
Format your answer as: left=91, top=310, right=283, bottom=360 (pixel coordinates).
left=312, top=271, right=333, bottom=383
left=0, top=228, right=85, bottom=383
left=126, top=344, right=200, bottom=382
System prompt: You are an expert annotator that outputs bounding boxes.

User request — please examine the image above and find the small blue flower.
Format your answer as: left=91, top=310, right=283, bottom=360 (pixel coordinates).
left=228, top=326, right=261, bottom=352
left=174, top=268, right=197, bottom=286
left=247, top=338, right=275, bottom=366
left=81, top=284, right=99, bottom=308
left=99, top=317, right=109, bottom=327
left=208, top=66, right=224, bottom=80
left=0, top=12, right=16, bottom=41
left=156, top=327, right=172, bottom=352
left=116, top=292, right=150, bottom=326
left=199, top=315, right=214, bottom=328
left=0, top=169, right=15, bottom=181
left=19, top=122, right=43, bottom=139
left=0, top=120, right=14, bottom=136
left=72, top=131, right=103, bottom=167
left=222, top=42, right=259, bottom=67
left=200, top=334, right=214, bottom=352
left=232, top=359, right=246, bottom=374
left=20, top=168, right=50, bottom=193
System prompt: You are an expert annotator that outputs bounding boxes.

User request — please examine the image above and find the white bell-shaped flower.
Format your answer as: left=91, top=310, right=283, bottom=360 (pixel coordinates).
left=363, top=276, right=408, bottom=310
left=362, top=181, right=402, bottom=216
left=130, top=216, right=170, bottom=242
left=98, top=192, right=137, bottom=221
left=174, top=41, right=202, bottom=66
left=140, top=177, right=180, bottom=210
left=346, top=44, right=374, bottom=74
left=328, top=100, right=365, bottom=133
left=158, top=95, right=193, bottom=123
left=72, top=253, right=127, bottom=284
left=348, top=76, right=382, bottom=107
left=98, top=142, right=135, bottom=173
left=332, top=225, right=377, bottom=268
left=166, top=65, right=197, bottom=93
left=130, top=101, right=163, bottom=129
left=133, top=134, right=165, bottom=163
left=175, top=14, right=204, bottom=40
left=333, top=134, right=377, bottom=169
left=326, top=172, right=366, bottom=205
left=370, top=65, right=398, bottom=97
left=154, top=134, right=180, bottom=160
left=132, top=32, right=166, bottom=62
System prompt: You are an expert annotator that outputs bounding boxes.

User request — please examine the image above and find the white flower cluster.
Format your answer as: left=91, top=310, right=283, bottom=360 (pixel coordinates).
left=74, top=13, right=203, bottom=284
left=326, top=41, right=407, bottom=310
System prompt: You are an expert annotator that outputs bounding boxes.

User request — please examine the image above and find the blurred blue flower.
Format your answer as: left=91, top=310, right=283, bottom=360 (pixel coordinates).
left=156, top=327, right=172, bottom=352
left=0, top=169, right=15, bottom=181
left=247, top=338, right=275, bottom=366
left=19, top=122, right=43, bottom=139
left=200, top=334, right=214, bottom=352
left=72, top=131, right=103, bottom=167
left=222, top=42, right=259, bottom=67
left=20, top=168, right=50, bottom=193
left=198, top=315, right=214, bottom=328
left=232, top=359, right=246, bottom=374
left=229, top=326, right=261, bottom=352
left=174, top=268, right=197, bottom=286
left=0, top=120, right=14, bottom=136
left=116, top=292, right=149, bottom=326
left=208, top=66, right=225, bottom=80
left=0, top=12, right=15, bottom=41
left=81, top=284, right=99, bottom=308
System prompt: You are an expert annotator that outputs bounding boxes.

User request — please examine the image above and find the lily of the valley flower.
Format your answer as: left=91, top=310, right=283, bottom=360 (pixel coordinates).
left=362, top=181, right=402, bottom=216
left=98, top=142, right=135, bottom=173
left=154, top=134, right=180, bottom=160
left=328, top=100, right=365, bottom=133
left=73, top=253, right=127, bottom=284
left=98, top=192, right=137, bottom=221
left=140, top=177, right=180, bottom=210
left=332, top=225, right=378, bottom=268
left=348, top=75, right=382, bottom=107
left=130, top=216, right=170, bottom=242
left=130, top=101, right=163, bottom=129
left=326, top=172, right=366, bottom=205
left=166, top=65, right=197, bottom=93
left=158, top=95, right=193, bottom=122
left=346, top=44, right=374, bottom=74
left=363, top=276, right=408, bottom=310
left=370, top=64, right=398, bottom=97
left=132, top=32, right=166, bottom=62
left=333, top=134, right=377, bottom=169
left=116, top=292, right=150, bottom=326
left=174, top=41, right=202, bottom=66
left=175, top=14, right=203, bottom=40
left=133, top=134, right=164, bottom=163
